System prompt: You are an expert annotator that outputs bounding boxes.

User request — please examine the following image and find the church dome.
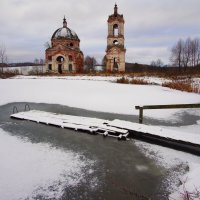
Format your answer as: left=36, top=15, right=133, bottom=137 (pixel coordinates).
left=51, top=17, right=79, bottom=40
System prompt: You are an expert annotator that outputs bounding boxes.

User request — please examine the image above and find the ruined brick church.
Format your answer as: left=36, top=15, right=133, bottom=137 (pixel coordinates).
left=45, top=17, right=84, bottom=73
left=45, top=4, right=125, bottom=73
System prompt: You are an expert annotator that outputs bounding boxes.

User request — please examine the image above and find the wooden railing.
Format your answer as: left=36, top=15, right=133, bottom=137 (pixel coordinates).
left=135, top=103, right=200, bottom=124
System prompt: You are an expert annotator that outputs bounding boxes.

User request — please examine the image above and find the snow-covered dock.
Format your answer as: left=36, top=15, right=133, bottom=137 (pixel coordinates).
left=10, top=110, right=200, bottom=155
left=110, top=119, right=200, bottom=155
left=10, top=110, right=129, bottom=140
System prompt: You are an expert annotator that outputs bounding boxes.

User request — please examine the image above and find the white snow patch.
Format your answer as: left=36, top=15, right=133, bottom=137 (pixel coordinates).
left=0, top=128, right=96, bottom=200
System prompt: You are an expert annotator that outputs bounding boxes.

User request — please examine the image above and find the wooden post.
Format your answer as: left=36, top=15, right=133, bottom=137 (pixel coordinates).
left=139, top=107, right=143, bottom=124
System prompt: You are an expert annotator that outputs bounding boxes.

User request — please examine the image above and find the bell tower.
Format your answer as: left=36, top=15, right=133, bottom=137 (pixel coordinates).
left=106, top=4, right=126, bottom=72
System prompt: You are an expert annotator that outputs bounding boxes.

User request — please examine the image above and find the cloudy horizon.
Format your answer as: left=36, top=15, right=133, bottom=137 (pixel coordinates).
left=1, top=0, right=200, bottom=65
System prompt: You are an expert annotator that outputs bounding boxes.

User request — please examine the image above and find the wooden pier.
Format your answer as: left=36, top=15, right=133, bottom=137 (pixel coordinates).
left=10, top=109, right=200, bottom=155
left=10, top=110, right=129, bottom=140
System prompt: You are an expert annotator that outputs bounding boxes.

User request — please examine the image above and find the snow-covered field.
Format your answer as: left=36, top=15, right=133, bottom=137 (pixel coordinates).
left=0, top=75, right=200, bottom=199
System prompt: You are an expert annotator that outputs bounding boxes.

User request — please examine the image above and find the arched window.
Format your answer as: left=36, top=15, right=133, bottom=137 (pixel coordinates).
left=113, top=40, right=119, bottom=45
left=113, top=24, right=119, bottom=36
left=70, top=43, right=73, bottom=47
left=56, top=56, right=64, bottom=62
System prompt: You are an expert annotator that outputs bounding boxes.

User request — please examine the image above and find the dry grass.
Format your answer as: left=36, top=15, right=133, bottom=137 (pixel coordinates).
left=0, top=72, right=17, bottom=79
left=162, top=80, right=200, bottom=93
left=116, top=76, right=130, bottom=84
left=116, top=76, right=200, bottom=94
left=116, top=77, right=149, bottom=85
left=129, top=79, right=149, bottom=85
left=179, top=180, right=200, bottom=200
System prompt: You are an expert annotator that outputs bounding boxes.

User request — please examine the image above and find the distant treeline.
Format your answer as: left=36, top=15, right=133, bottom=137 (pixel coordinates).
left=125, top=62, right=200, bottom=76
left=8, top=62, right=44, bottom=67
left=0, top=63, right=44, bottom=68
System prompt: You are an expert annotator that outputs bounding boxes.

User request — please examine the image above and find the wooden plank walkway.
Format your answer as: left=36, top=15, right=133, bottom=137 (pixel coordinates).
left=10, top=109, right=200, bottom=155
left=10, top=110, right=129, bottom=140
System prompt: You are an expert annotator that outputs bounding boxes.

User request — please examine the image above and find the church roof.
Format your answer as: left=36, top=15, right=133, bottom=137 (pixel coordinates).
left=51, top=17, right=79, bottom=41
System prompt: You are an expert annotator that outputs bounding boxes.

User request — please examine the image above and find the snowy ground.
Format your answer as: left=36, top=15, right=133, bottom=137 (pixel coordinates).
left=0, top=128, right=96, bottom=200
left=0, top=75, right=200, bottom=199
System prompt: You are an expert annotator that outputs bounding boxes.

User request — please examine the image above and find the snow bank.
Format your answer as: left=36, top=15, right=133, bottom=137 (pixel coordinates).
left=0, top=128, right=96, bottom=200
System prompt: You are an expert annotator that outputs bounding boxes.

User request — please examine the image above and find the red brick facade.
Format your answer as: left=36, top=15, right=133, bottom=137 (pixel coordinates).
left=45, top=17, right=84, bottom=73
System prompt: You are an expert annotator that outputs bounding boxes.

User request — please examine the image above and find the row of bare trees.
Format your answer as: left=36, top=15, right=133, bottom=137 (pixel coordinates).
left=150, top=59, right=164, bottom=67
left=34, top=58, right=45, bottom=65
left=0, top=44, right=8, bottom=73
left=170, top=37, right=200, bottom=68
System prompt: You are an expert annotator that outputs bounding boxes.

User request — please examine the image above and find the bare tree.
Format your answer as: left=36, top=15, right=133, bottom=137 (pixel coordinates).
left=150, top=60, right=156, bottom=67
left=170, top=39, right=184, bottom=68
left=182, top=38, right=192, bottom=68
left=156, top=59, right=163, bottom=67
left=150, top=59, right=163, bottom=67
left=39, top=58, right=44, bottom=65
left=197, top=42, right=200, bottom=66
left=0, top=44, right=8, bottom=73
left=190, top=38, right=198, bottom=66
left=170, top=37, right=200, bottom=68
left=34, top=58, right=39, bottom=64
left=192, top=38, right=200, bottom=66
left=84, top=56, right=97, bottom=72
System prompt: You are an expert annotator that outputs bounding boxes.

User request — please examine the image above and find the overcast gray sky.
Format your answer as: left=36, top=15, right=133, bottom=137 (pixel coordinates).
left=1, top=0, right=200, bottom=64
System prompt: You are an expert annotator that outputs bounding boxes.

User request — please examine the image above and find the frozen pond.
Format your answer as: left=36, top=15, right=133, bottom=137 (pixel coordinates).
left=0, top=102, right=182, bottom=199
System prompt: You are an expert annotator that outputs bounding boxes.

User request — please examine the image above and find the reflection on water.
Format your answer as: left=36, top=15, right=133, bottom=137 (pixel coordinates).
left=0, top=102, right=169, bottom=200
